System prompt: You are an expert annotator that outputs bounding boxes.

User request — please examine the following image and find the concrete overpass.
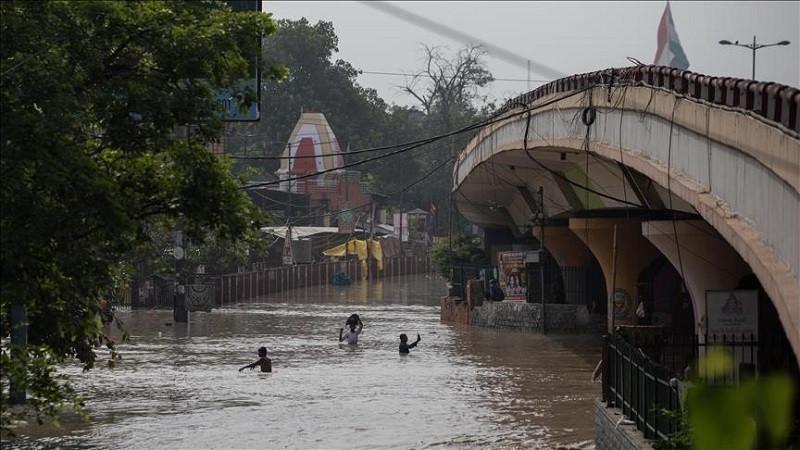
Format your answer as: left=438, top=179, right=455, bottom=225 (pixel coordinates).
left=453, top=65, right=799, bottom=362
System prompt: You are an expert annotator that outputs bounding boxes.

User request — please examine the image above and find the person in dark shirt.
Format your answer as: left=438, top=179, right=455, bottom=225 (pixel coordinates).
left=239, top=346, right=272, bottom=372
left=488, top=279, right=505, bottom=301
left=399, top=333, right=421, bottom=354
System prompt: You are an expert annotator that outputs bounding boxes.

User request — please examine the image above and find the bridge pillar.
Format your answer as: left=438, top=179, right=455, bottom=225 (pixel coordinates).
left=535, top=226, right=597, bottom=306
left=570, top=218, right=661, bottom=331
left=534, top=225, right=593, bottom=268
left=642, top=220, right=751, bottom=334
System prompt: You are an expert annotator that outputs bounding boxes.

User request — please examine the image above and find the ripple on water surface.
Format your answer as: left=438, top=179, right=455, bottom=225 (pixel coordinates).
left=8, top=275, right=601, bottom=449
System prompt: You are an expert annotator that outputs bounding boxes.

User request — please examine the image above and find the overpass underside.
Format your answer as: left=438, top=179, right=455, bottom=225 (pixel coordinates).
left=453, top=66, right=800, bottom=364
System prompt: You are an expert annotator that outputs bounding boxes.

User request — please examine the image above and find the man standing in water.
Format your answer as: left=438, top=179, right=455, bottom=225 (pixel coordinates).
left=399, top=333, right=421, bottom=354
left=339, top=314, right=363, bottom=345
left=239, top=346, right=272, bottom=372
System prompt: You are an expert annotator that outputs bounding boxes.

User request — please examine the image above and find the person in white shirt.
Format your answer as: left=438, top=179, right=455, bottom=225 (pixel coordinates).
left=339, top=314, right=363, bottom=345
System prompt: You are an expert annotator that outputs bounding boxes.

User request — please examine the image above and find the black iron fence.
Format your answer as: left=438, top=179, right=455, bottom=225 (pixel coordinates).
left=450, top=264, right=493, bottom=299
left=605, top=331, right=794, bottom=441
left=605, top=333, right=682, bottom=441
left=624, top=332, right=792, bottom=385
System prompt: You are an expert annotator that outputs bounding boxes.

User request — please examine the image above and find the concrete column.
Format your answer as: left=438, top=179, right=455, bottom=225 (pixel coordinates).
left=570, top=218, right=661, bottom=330
left=534, top=225, right=596, bottom=305
left=642, top=220, right=750, bottom=333
left=533, top=225, right=593, bottom=268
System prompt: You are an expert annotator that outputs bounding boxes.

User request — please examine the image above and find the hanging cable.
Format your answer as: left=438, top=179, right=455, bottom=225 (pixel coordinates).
left=666, top=98, right=688, bottom=288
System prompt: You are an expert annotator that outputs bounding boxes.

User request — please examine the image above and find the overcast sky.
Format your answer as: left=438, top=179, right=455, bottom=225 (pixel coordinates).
left=262, top=1, right=799, bottom=108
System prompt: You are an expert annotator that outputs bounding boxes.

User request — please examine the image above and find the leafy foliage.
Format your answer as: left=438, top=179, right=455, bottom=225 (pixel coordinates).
left=654, top=348, right=798, bottom=450
left=397, top=44, right=496, bottom=229
left=685, top=349, right=796, bottom=450
left=1, top=0, right=284, bottom=434
left=429, top=234, right=488, bottom=281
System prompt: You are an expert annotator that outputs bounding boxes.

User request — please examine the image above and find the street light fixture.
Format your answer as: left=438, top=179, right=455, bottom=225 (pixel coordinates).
left=719, top=36, right=791, bottom=80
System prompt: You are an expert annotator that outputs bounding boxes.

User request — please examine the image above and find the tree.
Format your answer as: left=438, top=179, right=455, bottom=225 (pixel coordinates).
left=429, top=234, right=489, bottom=281
left=0, top=0, right=285, bottom=434
left=401, top=45, right=496, bottom=232
left=403, top=44, right=494, bottom=127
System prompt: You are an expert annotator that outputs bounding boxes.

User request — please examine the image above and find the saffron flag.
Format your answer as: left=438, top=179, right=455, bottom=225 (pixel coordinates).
left=654, top=2, right=690, bottom=70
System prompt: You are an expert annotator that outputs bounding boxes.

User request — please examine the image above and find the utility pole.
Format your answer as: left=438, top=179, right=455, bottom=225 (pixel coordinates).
left=609, top=224, right=618, bottom=334
left=368, top=201, right=376, bottom=280
left=173, top=228, right=188, bottom=323
left=538, top=186, right=546, bottom=334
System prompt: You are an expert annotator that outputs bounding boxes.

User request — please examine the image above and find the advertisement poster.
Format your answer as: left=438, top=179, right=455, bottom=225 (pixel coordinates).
left=498, top=251, right=527, bottom=302
left=706, top=290, right=758, bottom=338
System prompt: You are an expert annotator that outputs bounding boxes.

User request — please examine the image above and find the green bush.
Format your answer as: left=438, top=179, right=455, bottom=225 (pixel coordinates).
left=429, top=234, right=488, bottom=281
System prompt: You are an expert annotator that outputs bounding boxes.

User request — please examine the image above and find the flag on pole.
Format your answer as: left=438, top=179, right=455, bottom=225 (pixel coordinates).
left=654, top=2, right=690, bottom=70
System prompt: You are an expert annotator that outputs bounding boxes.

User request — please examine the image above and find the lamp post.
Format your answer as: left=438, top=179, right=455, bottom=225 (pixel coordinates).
left=719, top=36, right=790, bottom=80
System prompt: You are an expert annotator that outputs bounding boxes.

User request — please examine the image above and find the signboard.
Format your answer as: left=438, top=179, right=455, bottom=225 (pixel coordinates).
left=497, top=251, right=527, bottom=302
left=282, top=228, right=293, bottom=265
left=214, top=78, right=260, bottom=121
left=393, top=213, right=409, bottom=243
left=706, top=290, right=758, bottom=338
left=338, top=203, right=356, bottom=234
left=214, top=0, right=261, bottom=121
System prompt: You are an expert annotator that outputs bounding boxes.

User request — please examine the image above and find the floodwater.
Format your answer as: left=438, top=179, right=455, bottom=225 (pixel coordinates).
left=9, top=274, right=603, bottom=450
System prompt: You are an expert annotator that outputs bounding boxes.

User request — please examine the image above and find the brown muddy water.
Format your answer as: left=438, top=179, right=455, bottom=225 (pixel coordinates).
left=8, top=274, right=603, bottom=449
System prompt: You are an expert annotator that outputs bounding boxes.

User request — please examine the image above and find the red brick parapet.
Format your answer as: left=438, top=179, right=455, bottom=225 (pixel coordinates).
left=440, top=296, right=469, bottom=325
left=440, top=279, right=485, bottom=325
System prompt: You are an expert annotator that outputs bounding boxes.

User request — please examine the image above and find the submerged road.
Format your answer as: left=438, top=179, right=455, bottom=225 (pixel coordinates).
left=10, top=274, right=601, bottom=449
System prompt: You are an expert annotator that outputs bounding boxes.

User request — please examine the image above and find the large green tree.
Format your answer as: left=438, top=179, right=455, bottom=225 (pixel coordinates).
left=0, top=0, right=285, bottom=433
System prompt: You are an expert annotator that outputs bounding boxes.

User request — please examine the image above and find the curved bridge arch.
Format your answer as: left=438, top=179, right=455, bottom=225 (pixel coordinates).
left=454, top=66, right=799, bottom=361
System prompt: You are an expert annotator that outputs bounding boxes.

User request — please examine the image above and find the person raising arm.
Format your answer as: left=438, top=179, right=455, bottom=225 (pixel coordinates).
left=399, top=333, right=421, bottom=354
left=339, top=320, right=363, bottom=345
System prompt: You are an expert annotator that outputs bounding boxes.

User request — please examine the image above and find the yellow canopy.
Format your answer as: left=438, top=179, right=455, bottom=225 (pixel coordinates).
left=323, top=239, right=384, bottom=277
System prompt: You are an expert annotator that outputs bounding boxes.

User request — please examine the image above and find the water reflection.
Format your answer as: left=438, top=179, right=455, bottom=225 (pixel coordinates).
left=10, top=275, right=600, bottom=450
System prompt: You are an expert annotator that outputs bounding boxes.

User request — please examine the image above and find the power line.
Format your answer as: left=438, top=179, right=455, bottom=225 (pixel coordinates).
left=358, top=70, right=551, bottom=84
left=359, top=1, right=566, bottom=80
left=283, top=149, right=456, bottom=224
left=245, top=86, right=596, bottom=192
left=230, top=129, right=452, bottom=160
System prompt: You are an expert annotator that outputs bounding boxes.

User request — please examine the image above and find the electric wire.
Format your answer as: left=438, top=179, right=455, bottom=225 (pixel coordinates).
left=281, top=149, right=456, bottom=224
left=358, top=69, right=551, bottom=84
left=249, top=86, right=596, bottom=192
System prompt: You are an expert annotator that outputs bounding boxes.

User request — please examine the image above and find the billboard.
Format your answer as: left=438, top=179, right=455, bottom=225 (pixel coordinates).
left=497, top=251, right=527, bottom=302
left=214, top=0, right=261, bottom=121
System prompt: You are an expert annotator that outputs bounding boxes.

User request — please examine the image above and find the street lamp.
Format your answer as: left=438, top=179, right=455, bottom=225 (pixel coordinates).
left=719, top=36, right=791, bottom=80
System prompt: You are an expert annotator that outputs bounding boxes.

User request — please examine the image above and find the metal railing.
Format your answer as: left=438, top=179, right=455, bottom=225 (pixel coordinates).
left=605, top=332, right=793, bottom=441
left=450, top=264, right=493, bottom=299
left=605, top=333, right=682, bottom=441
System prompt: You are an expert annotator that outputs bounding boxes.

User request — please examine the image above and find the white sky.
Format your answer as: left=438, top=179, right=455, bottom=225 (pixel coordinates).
left=262, top=1, right=799, bottom=108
